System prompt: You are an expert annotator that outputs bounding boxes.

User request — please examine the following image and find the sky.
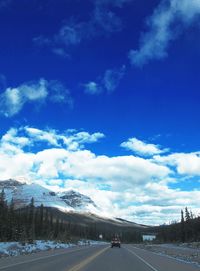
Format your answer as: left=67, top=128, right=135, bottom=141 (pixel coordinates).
left=0, top=0, right=200, bottom=225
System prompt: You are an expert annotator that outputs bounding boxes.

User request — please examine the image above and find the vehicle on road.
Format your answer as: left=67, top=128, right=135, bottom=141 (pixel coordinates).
left=111, top=238, right=121, bottom=248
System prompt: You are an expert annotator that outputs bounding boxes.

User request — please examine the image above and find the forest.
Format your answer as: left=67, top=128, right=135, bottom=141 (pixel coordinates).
left=154, top=207, right=200, bottom=243
left=0, top=189, right=142, bottom=244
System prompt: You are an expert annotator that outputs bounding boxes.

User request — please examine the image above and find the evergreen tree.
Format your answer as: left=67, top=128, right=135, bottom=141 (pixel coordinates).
left=28, top=197, right=35, bottom=243
left=181, top=209, right=185, bottom=242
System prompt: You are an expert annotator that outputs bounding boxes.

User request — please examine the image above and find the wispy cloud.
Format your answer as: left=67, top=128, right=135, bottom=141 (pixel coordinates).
left=129, top=0, right=200, bottom=66
left=51, top=48, right=69, bottom=58
left=47, top=80, right=73, bottom=107
left=121, top=137, right=169, bottom=156
left=84, top=82, right=103, bottom=95
left=0, top=79, right=72, bottom=117
left=34, top=0, right=130, bottom=56
left=103, top=65, right=126, bottom=93
left=84, top=65, right=126, bottom=95
left=93, top=1, right=123, bottom=33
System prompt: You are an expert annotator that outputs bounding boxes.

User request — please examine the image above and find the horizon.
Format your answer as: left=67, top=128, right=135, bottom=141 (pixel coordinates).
left=0, top=0, right=200, bottom=226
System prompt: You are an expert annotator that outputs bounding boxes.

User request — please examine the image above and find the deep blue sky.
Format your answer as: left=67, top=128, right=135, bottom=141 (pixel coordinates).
left=0, top=0, right=200, bottom=155
left=0, top=0, right=200, bottom=224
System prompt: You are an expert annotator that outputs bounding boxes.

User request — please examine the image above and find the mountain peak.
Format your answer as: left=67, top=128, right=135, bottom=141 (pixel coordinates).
left=58, top=190, right=97, bottom=209
left=0, top=176, right=31, bottom=186
left=0, top=178, right=25, bottom=188
left=14, top=176, right=32, bottom=184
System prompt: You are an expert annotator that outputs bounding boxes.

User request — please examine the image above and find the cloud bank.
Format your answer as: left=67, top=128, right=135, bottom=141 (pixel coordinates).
left=0, top=126, right=200, bottom=225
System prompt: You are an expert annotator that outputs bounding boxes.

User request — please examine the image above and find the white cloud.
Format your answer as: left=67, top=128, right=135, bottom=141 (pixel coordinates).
left=2, top=126, right=105, bottom=152
left=129, top=0, right=200, bottom=66
left=25, top=127, right=59, bottom=147
left=67, top=131, right=105, bottom=145
left=0, top=79, right=72, bottom=117
left=1, top=128, right=30, bottom=150
left=1, top=126, right=200, bottom=224
left=0, top=79, right=48, bottom=117
left=121, top=137, right=168, bottom=156
left=154, top=152, right=200, bottom=176
left=84, top=65, right=125, bottom=95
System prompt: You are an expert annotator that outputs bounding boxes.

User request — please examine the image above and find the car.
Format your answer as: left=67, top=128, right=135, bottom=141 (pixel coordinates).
left=111, top=238, right=121, bottom=248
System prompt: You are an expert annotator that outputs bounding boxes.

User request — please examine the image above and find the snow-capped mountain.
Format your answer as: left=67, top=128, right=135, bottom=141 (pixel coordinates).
left=0, top=178, right=103, bottom=216
left=0, top=179, right=73, bottom=212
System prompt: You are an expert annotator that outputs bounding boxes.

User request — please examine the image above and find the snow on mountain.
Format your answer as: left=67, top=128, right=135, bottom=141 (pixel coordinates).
left=0, top=179, right=73, bottom=212
left=0, top=179, right=105, bottom=217
left=58, top=190, right=97, bottom=209
left=58, top=190, right=102, bottom=214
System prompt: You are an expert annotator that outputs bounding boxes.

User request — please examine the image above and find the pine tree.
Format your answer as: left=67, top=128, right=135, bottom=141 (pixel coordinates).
left=54, top=217, right=59, bottom=239
left=28, top=197, right=35, bottom=243
left=39, top=204, right=44, bottom=237
left=181, top=209, right=185, bottom=242
left=0, top=189, right=8, bottom=241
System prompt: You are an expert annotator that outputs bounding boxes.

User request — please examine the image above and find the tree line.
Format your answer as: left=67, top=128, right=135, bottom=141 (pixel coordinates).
left=0, top=189, right=142, bottom=244
left=155, top=207, right=200, bottom=243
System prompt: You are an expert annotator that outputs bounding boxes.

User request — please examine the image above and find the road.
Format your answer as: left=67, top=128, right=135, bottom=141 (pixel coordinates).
left=0, top=244, right=199, bottom=271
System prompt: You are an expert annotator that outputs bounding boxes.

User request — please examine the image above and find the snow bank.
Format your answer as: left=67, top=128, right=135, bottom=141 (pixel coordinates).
left=0, top=240, right=107, bottom=258
left=0, top=240, right=74, bottom=257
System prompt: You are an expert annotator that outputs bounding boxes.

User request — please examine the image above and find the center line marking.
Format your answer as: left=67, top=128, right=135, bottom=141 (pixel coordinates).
left=67, top=246, right=109, bottom=271
left=125, top=247, right=159, bottom=271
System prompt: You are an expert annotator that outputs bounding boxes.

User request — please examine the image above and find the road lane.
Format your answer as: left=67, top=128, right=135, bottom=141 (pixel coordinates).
left=79, top=245, right=154, bottom=271
left=0, top=244, right=199, bottom=271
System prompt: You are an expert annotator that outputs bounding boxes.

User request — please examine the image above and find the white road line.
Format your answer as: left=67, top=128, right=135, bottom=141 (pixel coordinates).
left=0, top=246, right=95, bottom=270
left=125, top=247, right=159, bottom=271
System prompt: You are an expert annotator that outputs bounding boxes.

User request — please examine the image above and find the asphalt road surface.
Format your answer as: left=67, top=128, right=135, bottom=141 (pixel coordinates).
left=0, top=244, right=199, bottom=271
